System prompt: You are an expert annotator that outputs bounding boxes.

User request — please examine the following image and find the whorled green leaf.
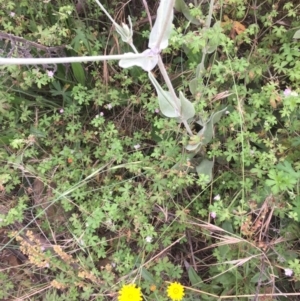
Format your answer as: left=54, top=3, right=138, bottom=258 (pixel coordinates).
left=196, top=158, right=214, bottom=182
left=141, top=267, right=156, bottom=284
left=196, top=107, right=228, bottom=145
left=148, top=72, right=180, bottom=117
left=177, top=91, right=195, bottom=121
left=158, top=90, right=179, bottom=118
left=189, top=78, right=198, bottom=96
left=189, top=62, right=205, bottom=95
left=71, top=62, right=86, bottom=86
left=196, top=61, right=206, bottom=78
left=189, top=77, right=204, bottom=96
left=119, top=50, right=159, bottom=71
left=148, top=0, right=174, bottom=50
left=187, top=265, right=202, bottom=288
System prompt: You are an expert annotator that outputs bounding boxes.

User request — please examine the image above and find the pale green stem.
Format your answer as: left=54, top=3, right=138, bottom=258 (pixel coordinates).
left=157, top=56, right=193, bottom=136
left=142, top=0, right=153, bottom=28
left=195, top=0, right=214, bottom=89
left=205, top=0, right=215, bottom=29
left=94, top=0, right=117, bottom=27
left=129, top=43, right=139, bottom=54
left=157, top=56, right=180, bottom=108
left=0, top=53, right=146, bottom=65
left=94, top=0, right=138, bottom=54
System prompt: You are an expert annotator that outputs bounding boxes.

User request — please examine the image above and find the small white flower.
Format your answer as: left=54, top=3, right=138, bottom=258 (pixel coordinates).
left=10, top=12, right=15, bottom=17
left=225, top=110, right=230, bottom=114
left=95, top=114, right=99, bottom=118
left=47, top=70, right=54, bottom=78
left=155, top=108, right=159, bottom=113
left=145, top=236, right=152, bottom=243
left=283, top=88, right=291, bottom=97
left=59, top=108, right=64, bottom=113
left=210, top=212, right=217, bottom=219
left=134, top=144, right=140, bottom=150
left=291, top=91, right=298, bottom=97
left=107, top=104, right=112, bottom=109
left=214, top=194, right=221, bottom=201
left=284, top=268, right=293, bottom=277
left=100, top=112, right=104, bottom=116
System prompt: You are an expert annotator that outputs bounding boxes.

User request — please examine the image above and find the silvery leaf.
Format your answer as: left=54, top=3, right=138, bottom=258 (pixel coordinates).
left=148, top=0, right=174, bottom=50
left=119, top=49, right=159, bottom=71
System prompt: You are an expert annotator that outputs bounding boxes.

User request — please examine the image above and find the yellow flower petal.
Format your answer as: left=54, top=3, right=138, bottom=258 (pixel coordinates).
left=118, top=284, right=142, bottom=301
left=167, top=282, right=185, bottom=301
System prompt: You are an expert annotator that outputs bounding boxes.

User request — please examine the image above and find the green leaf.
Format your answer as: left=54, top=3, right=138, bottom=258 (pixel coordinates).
left=71, top=28, right=92, bottom=53
left=0, top=134, right=14, bottom=146
left=205, top=22, right=222, bottom=53
left=186, top=262, right=202, bottom=288
left=276, top=161, right=300, bottom=178
left=30, top=126, right=46, bottom=138
left=71, top=63, right=86, bottom=86
left=189, top=62, right=206, bottom=95
left=293, top=29, right=300, bottom=39
left=189, top=78, right=199, bottom=96
left=250, top=272, right=268, bottom=283
left=148, top=72, right=180, bottom=117
left=196, top=159, right=214, bottom=182
left=221, top=221, right=234, bottom=233
left=196, top=61, right=206, bottom=78
left=178, top=91, right=195, bottom=121
left=197, top=107, right=228, bottom=145
left=141, top=267, right=156, bottom=284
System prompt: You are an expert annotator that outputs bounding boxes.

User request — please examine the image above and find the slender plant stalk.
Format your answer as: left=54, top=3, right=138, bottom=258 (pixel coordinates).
left=94, top=0, right=116, bottom=27
left=0, top=53, right=146, bottom=65
left=157, top=57, right=193, bottom=135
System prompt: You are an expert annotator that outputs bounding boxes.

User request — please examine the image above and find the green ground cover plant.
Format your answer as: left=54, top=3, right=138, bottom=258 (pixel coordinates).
left=0, top=0, right=300, bottom=300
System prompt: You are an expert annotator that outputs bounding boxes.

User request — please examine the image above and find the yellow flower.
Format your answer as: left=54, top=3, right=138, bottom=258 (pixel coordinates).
left=118, top=284, right=142, bottom=301
left=167, top=282, right=185, bottom=301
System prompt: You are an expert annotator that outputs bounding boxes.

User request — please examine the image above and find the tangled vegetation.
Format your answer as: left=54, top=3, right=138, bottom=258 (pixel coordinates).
left=0, top=0, right=300, bottom=300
